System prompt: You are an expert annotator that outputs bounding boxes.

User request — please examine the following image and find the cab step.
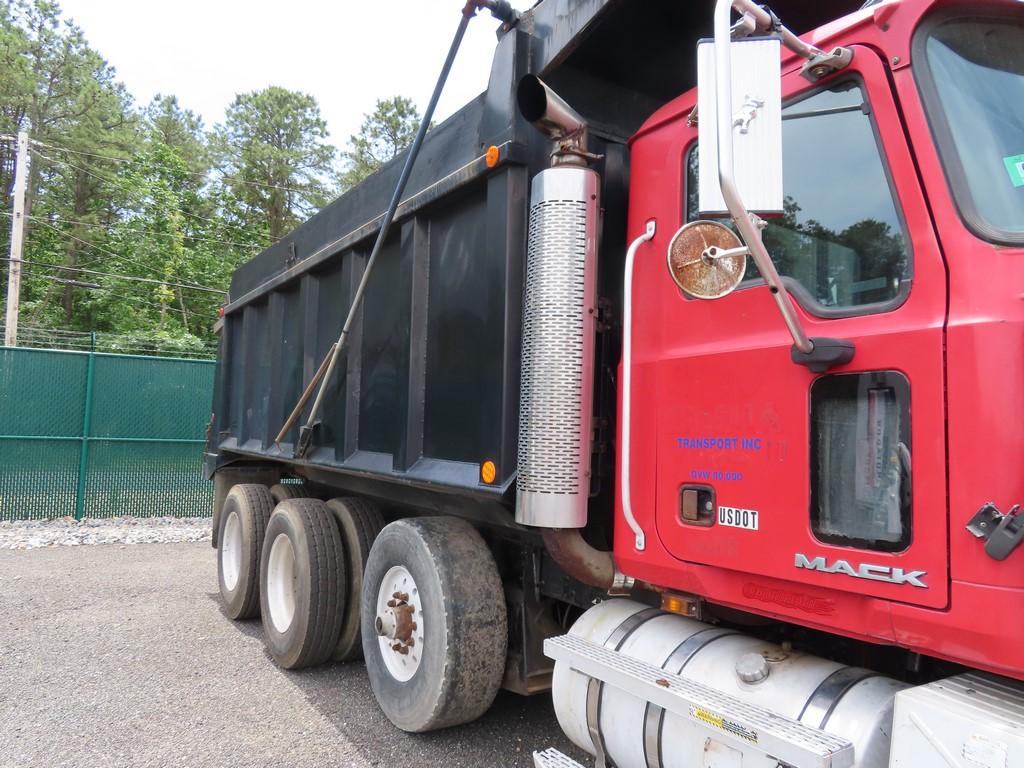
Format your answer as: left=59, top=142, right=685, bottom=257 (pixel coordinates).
left=544, top=633, right=855, bottom=768
left=533, top=747, right=587, bottom=768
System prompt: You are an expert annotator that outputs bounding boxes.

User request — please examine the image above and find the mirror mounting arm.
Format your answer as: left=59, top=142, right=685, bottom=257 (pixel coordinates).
left=714, top=2, right=857, bottom=372
left=730, top=0, right=824, bottom=60
left=712, top=0, right=854, bottom=372
left=714, top=0, right=813, bottom=355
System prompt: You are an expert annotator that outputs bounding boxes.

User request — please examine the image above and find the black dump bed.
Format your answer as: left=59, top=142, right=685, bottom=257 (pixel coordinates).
left=207, top=0, right=857, bottom=517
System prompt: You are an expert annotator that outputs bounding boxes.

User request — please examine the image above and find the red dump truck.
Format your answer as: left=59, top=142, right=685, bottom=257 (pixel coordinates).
left=207, top=0, right=1024, bottom=764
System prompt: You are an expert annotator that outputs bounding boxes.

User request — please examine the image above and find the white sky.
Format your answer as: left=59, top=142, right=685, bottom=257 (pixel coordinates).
left=56, top=0, right=537, bottom=153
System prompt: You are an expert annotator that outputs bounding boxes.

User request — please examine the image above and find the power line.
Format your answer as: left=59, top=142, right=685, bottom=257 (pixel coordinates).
left=3, top=256, right=227, bottom=295
left=0, top=324, right=217, bottom=357
left=28, top=216, right=225, bottom=292
left=29, top=140, right=133, bottom=164
left=14, top=325, right=97, bottom=337
left=0, top=210, right=264, bottom=251
left=22, top=272, right=182, bottom=312
left=12, top=324, right=217, bottom=347
left=14, top=323, right=215, bottom=344
left=34, top=139, right=316, bottom=195
left=30, top=149, right=241, bottom=232
left=46, top=276, right=102, bottom=289
left=26, top=216, right=226, bottom=293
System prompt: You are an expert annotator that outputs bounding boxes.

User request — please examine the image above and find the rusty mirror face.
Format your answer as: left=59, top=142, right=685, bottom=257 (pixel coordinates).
left=666, top=220, right=747, bottom=299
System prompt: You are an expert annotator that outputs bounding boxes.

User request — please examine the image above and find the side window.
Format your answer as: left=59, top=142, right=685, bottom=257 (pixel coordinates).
left=810, top=372, right=912, bottom=552
left=685, top=80, right=911, bottom=313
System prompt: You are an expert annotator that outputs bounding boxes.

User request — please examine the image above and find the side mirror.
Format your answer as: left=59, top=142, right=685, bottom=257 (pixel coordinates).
left=696, top=36, right=783, bottom=218
left=678, top=1, right=853, bottom=373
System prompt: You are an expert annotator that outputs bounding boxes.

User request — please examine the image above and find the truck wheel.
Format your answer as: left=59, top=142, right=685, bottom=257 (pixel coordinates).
left=211, top=466, right=279, bottom=548
left=217, top=484, right=274, bottom=620
left=361, top=517, right=507, bottom=732
left=260, top=498, right=347, bottom=669
left=269, top=482, right=310, bottom=504
left=326, top=497, right=385, bottom=661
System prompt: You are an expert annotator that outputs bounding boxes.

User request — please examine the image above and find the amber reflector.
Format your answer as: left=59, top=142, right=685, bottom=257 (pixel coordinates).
left=661, top=593, right=697, bottom=617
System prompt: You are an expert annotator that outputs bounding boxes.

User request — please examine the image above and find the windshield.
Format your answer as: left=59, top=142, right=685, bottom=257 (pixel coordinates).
left=918, top=15, right=1024, bottom=244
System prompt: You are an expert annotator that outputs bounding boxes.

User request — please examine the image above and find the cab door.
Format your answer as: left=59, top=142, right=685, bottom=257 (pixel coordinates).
left=652, top=47, right=948, bottom=609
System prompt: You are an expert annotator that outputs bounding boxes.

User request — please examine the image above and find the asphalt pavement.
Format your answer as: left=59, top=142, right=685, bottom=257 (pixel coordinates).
left=0, top=542, right=587, bottom=768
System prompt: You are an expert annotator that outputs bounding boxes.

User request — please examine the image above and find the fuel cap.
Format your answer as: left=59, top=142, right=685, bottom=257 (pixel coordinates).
left=736, top=652, right=770, bottom=684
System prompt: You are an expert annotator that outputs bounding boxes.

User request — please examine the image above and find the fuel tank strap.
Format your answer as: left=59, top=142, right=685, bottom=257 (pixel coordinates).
left=585, top=608, right=662, bottom=768
left=644, top=628, right=740, bottom=768
left=798, top=666, right=879, bottom=730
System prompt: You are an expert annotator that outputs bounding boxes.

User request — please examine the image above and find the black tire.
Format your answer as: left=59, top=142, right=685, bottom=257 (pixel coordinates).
left=217, top=484, right=274, bottom=620
left=260, top=498, right=347, bottom=670
left=269, top=482, right=310, bottom=505
left=326, top=497, right=385, bottom=661
left=360, top=516, right=507, bottom=733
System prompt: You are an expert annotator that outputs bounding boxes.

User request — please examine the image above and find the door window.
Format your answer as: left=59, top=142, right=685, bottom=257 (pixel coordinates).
left=686, top=80, right=911, bottom=315
left=810, top=372, right=912, bottom=552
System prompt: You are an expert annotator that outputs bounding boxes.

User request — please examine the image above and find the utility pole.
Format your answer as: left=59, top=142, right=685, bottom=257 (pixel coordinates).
left=4, top=130, right=29, bottom=347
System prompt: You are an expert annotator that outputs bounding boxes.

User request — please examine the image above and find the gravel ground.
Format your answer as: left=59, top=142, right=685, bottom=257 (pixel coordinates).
left=0, top=539, right=586, bottom=768
left=0, top=517, right=212, bottom=550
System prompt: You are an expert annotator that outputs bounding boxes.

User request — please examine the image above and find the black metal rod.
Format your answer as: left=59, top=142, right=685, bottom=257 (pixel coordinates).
left=294, top=3, right=481, bottom=456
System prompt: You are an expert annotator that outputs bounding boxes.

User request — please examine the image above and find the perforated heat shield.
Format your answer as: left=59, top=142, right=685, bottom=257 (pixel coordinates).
left=516, top=167, right=600, bottom=528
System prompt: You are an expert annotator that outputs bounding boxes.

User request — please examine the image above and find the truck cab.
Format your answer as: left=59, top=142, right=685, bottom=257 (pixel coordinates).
left=619, top=0, right=1024, bottom=680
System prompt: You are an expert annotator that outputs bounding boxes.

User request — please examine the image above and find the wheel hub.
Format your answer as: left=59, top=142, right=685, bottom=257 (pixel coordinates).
left=375, top=566, right=424, bottom=681
left=267, top=532, right=297, bottom=633
left=221, top=510, right=242, bottom=591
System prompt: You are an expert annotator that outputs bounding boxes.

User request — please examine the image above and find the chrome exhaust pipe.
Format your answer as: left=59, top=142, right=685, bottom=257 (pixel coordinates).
left=514, top=77, right=631, bottom=593
left=515, top=75, right=598, bottom=530
left=517, top=75, right=589, bottom=165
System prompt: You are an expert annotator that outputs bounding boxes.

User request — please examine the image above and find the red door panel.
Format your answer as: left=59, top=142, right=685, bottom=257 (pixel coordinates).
left=649, top=46, right=948, bottom=609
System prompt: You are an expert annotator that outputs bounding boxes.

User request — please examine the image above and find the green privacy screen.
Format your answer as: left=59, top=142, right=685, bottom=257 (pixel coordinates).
left=0, top=347, right=215, bottom=521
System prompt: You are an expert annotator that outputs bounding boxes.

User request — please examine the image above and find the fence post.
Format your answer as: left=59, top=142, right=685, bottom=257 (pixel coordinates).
left=74, top=350, right=95, bottom=520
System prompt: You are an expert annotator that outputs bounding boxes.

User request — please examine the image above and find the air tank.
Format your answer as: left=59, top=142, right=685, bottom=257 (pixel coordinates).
left=552, top=599, right=908, bottom=768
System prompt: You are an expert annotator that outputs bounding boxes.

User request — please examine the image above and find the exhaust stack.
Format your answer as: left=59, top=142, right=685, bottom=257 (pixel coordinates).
left=517, top=75, right=590, bottom=166
left=515, top=77, right=599, bottom=530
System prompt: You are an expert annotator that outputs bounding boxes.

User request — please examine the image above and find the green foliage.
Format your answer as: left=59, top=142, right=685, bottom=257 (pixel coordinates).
left=1, top=2, right=425, bottom=354
left=340, top=96, right=424, bottom=190
left=214, top=86, right=337, bottom=240
left=0, top=1, right=354, bottom=353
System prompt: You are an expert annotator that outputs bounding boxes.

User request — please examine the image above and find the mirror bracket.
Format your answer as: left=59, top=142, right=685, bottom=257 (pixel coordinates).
left=791, top=338, right=856, bottom=373
left=801, top=47, right=855, bottom=82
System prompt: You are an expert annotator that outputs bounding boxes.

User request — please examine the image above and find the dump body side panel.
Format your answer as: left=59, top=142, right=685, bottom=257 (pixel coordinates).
left=207, top=0, right=861, bottom=514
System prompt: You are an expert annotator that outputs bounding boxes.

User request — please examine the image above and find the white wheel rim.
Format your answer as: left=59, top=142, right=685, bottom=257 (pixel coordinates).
left=221, top=510, right=242, bottom=592
left=267, top=533, right=297, bottom=633
left=375, top=565, right=424, bottom=682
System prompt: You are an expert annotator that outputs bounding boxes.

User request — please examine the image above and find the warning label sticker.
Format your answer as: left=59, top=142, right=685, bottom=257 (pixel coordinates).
left=689, top=706, right=759, bottom=744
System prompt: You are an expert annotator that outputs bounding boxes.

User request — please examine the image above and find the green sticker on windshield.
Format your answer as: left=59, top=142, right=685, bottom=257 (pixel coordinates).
left=1004, top=154, right=1024, bottom=188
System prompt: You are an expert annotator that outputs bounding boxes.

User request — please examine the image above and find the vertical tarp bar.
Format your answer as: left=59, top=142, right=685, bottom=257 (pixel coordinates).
left=74, top=350, right=95, bottom=520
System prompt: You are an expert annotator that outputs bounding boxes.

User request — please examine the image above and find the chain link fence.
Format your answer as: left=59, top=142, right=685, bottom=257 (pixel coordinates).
left=0, top=345, right=215, bottom=521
